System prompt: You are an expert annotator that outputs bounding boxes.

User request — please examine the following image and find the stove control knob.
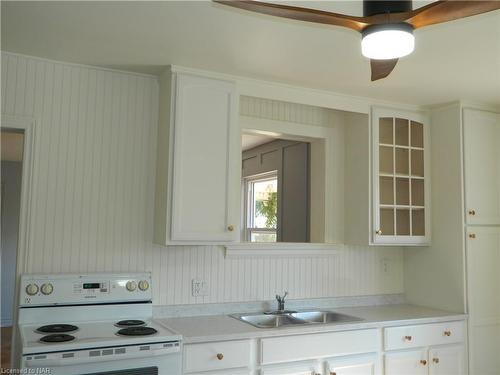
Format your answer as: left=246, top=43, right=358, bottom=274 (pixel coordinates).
left=138, top=280, right=149, bottom=291
left=126, top=281, right=137, bottom=292
left=41, top=283, right=54, bottom=295
left=26, top=283, right=39, bottom=296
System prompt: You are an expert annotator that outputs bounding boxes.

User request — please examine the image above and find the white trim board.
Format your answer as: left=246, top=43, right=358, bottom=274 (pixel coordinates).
left=170, top=64, right=425, bottom=115
left=225, top=243, right=344, bottom=258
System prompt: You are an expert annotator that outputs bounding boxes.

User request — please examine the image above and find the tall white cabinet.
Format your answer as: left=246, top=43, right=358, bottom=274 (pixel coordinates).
left=463, top=108, right=500, bottom=375
left=154, top=68, right=240, bottom=245
left=404, top=104, right=500, bottom=375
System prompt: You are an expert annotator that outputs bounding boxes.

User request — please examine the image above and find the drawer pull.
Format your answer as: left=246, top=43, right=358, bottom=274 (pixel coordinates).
left=227, top=225, right=234, bottom=232
left=444, top=330, right=452, bottom=336
left=404, top=335, right=413, bottom=341
left=330, top=372, right=337, bottom=375
left=420, top=360, right=427, bottom=366
left=468, top=209, right=476, bottom=216
left=469, top=233, right=476, bottom=239
left=216, top=353, right=224, bottom=360
left=433, top=358, right=440, bottom=364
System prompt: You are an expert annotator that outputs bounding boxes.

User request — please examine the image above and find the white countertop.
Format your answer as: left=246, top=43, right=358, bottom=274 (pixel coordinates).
left=157, top=304, right=467, bottom=344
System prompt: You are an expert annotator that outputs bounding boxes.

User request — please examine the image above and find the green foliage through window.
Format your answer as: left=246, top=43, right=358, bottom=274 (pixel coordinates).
left=255, top=192, right=277, bottom=228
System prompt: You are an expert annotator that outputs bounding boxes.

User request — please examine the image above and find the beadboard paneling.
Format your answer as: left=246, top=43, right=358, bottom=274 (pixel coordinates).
left=2, top=52, right=404, bottom=306
left=240, top=95, right=342, bottom=127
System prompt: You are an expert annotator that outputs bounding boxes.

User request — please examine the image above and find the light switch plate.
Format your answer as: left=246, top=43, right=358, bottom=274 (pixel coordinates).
left=192, top=279, right=208, bottom=297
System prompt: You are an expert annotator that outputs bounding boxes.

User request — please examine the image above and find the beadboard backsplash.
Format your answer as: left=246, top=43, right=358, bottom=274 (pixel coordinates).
left=2, top=52, right=404, bottom=305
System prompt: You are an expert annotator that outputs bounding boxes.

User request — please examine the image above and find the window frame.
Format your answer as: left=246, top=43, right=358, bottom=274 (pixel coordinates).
left=243, top=170, right=278, bottom=242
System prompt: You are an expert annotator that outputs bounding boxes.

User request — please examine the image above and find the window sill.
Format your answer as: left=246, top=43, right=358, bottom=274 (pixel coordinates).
left=224, top=242, right=344, bottom=258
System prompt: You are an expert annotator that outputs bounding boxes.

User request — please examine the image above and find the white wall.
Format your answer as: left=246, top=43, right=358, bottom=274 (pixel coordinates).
left=404, top=104, right=466, bottom=313
left=2, top=52, right=404, bottom=306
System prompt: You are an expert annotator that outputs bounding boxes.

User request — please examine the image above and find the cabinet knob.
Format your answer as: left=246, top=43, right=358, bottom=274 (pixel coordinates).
left=433, top=358, right=440, bottom=364
left=404, top=335, right=412, bottom=341
left=216, top=353, right=223, bottom=360
left=376, top=229, right=383, bottom=235
left=468, top=209, right=476, bottom=216
left=330, top=372, right=337, bottom=375
left=227, top=225, right=234, bottom=232
left=444, top=330, right=452, bottom=336
left=468, top=233, right=476, bottom=239
left=420, top=360, right=427, bottom=366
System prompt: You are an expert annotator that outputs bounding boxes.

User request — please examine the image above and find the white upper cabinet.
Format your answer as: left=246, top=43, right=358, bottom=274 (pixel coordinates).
left=154, top=69, right=240, bottom=245
left=463, top=108, right=500, bottom=225
left=371, top=107, right=431, bottom=245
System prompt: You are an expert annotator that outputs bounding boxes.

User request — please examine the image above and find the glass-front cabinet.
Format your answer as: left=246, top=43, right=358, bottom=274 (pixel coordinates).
left=372, top=107, right=430, bottom=245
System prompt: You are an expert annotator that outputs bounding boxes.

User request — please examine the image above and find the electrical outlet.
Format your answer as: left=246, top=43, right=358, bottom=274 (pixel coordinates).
left=192, top=279, right=208, bottom=297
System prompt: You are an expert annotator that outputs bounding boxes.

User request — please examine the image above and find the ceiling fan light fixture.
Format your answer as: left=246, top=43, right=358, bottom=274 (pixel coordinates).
left=361, top=23, right=414, bottom=60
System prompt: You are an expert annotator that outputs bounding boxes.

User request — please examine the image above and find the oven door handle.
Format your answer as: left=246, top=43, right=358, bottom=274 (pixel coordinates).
left=25, top=346, right=179, bottom=367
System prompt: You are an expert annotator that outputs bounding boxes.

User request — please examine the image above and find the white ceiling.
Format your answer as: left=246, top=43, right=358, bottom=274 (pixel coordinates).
left=2, top=1, right=499, bottom=107
left=242, top=133, right=275, bottom=151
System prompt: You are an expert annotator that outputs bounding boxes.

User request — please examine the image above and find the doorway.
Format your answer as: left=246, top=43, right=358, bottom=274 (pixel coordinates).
left=1, top=129, right=24, bottom=369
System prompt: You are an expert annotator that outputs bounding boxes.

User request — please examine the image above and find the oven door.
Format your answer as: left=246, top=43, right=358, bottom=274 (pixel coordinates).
left=22, top=341, right=182, bottom=375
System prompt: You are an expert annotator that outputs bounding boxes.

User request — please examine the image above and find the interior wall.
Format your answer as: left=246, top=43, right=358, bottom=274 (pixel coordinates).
left=404, top=104, right=466, bottom=313
left=2, top=52, right=404, bottom=306
left=1, top=160, right=23, bottom=326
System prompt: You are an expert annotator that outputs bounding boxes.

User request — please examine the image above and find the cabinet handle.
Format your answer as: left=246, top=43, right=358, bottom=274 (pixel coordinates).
left=468, top=209, right=476, bottom=216
left=376, top=229, right=383, bottom=235
left=227, top=225, right=234, bottom=232
left=330, top=372, right=337, bottom=375
left=444, top=330, right=452, bottom=336
left=216, top=353, right=224, bottom=360
left=433, top=358, right=440, bottom=364
left=404, top=335, right=412, bottom=341
left=420, top=360, right=427, bottom=366
left=469, top=233, right=476, bottom=239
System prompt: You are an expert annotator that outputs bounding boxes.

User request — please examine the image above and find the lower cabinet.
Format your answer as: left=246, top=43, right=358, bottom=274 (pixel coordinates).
left=385, top=345, right=464, bottom=375
left=383, top=321, right=465, bottom=375
left=385, top=349, right=428, bottom=375
left=183, top=339, right=250, bottom=373
left=466, top=226, right=500, bottom=375
left=428, top=345, right=465, bottom=375
left=325, top=353, right=380, bottom=375
left=260, top=362, right=320, bottom=375
left=182, top=320, right=465, bottom=375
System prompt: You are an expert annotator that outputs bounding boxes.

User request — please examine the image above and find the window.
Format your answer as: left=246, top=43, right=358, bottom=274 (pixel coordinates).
left=244, top=171, right=278, bottom=242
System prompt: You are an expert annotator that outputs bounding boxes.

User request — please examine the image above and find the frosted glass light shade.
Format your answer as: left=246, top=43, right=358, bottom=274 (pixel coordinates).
left=361, top=24, right=415, bottom=60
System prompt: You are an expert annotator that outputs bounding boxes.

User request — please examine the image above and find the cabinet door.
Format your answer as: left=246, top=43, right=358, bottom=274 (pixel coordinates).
left=428, top=345, right=464, bottom=375
left=463, top=108, right=500, bottom=225
left=372, top=107, right=430, bottom=245
left=384, top=349, right=428, bottom=375
left=467, top=226, right=500, bottom=375
left=261, top=362, right=319, bottom=375
left=325, top=353, right=380, bottom=375
left=171, top=73, right=240, bottom=241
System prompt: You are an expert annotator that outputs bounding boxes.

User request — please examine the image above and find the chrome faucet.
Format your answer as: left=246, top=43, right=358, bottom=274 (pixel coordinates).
left=275, top=292, right=288, bottom=311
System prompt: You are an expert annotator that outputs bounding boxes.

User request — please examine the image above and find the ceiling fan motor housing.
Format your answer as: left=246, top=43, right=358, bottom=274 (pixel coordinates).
left=363, top=0, right=413, bottom=17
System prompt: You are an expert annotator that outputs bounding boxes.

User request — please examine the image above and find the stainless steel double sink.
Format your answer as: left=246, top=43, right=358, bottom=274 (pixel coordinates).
left=231, top=310, right=362, bottom=328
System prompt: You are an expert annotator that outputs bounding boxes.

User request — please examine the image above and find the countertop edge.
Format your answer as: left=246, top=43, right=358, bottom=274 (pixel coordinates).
left=158, top=312, right=468, bottom=344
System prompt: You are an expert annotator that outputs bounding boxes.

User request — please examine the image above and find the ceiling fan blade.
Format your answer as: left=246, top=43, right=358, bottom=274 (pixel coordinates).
left=213, top=1, right=370, bottom=32
left=371, top=59, right=399, bottom=81
left=405, top=0, right=500, bottom=29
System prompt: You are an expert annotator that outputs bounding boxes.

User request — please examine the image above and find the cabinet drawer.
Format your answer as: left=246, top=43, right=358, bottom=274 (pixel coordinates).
left=184, top=340, right=251, bottom=373
left=261, top=329, right=379, bottom=365
left=384, top=321, right=464, bottom=351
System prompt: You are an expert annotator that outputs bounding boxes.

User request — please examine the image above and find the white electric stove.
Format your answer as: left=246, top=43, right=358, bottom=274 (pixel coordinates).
left=17, top=273, right=182, bottom=375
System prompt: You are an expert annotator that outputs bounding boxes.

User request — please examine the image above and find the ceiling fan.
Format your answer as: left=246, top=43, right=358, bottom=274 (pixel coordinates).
left=214, top=0, right=500, bottom=81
